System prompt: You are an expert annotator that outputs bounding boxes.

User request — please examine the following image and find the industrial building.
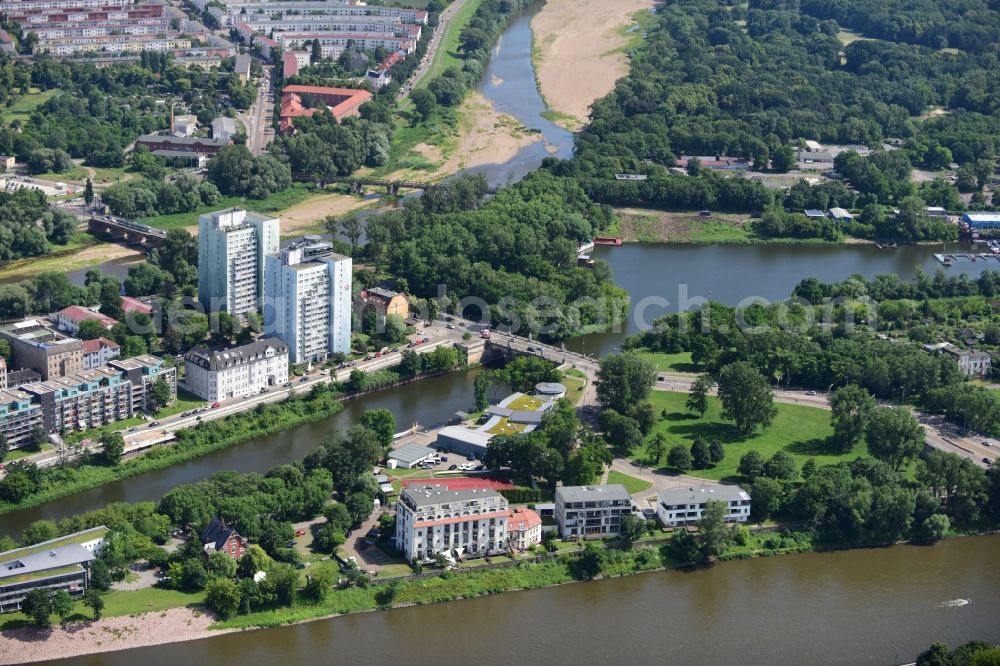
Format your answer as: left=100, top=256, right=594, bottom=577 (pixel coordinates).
left=962, top=212, right=1000, bottom=230
left=263, top=241, right=352, bottom=363
left=198, top=208, right=280, bottom=318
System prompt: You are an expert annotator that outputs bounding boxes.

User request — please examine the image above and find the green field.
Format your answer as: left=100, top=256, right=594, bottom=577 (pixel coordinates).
left=153, top=389, right=207, bottom=419
left=606, top=470, right=652, bottom=495
left=631, top=350, right=698, bottom=374
left=0, top=587, right=205, bottom=630
left=0, top=89, right=59, bottom=125
left=638, top=391, right=856, bottom=482
left=562, top=370, right=586, bottom=404
left=142, top=186, right=316, bottom=231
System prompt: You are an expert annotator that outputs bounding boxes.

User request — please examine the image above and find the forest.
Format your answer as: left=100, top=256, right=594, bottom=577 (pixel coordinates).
left=544, top=0, right=1000, bottom=219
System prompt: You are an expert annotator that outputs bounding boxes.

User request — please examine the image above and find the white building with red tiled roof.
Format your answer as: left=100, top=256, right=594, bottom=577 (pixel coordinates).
left=395, top=484, right=509, bottom=563
left=54, top=305, right=118, bottom=335
left=505, top=507, right=542, bottom=550
left=82, top=337, right=120, bottom=370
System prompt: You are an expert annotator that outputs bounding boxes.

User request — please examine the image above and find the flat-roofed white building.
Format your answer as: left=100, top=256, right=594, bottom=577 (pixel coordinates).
left=198, top=208, right=280, bottom=318
left=656, top=485, right=751, bottom=527
left=184, top=337, right=288, bottom=401
left=395, top=484, right=509, bottom=563
left=263, top=245, right=352, bottom=362
left=555, top=484, right=632, bottom=540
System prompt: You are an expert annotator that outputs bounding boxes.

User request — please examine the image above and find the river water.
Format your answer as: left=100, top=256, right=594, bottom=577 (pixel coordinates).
left=55, top=535, right=1000, bottom=666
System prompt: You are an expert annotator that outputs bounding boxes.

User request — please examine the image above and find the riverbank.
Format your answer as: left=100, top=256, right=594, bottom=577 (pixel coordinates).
left=530, top=0, right=656, bottom=130
left=0, top=236, right=140, bottom=284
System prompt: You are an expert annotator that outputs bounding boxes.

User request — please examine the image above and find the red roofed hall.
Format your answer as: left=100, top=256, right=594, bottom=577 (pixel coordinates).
left=120, top=296, right=153, bottom=316
left=506, top=507, right=542, bottom=550
left=54, top=306, right=118, bottom=335
left=279, top=85, right=373, bottom=132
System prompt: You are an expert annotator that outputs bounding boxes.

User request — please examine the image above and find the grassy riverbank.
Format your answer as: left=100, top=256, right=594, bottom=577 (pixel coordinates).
left=0, top=388, right=346, bottom=519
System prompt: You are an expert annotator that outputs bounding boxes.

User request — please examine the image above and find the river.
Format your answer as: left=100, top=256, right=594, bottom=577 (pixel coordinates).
left=55, top=535, right=1000, bottom=666
left=0, top=368, right=484, bottom=539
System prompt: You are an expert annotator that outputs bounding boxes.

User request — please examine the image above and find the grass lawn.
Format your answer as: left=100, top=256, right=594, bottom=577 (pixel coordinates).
left=562, top=370, right=586, bottom=404
left=632, top=350, right=699, bottom=374
left=153, top=389, right=206, bottom=419
left=2, top=443, right=52, bottom=464
left=0, top=89, right=59, bottom=125
left=507, top=395, right=542, bottom=411
left=606, top=470, right=652, bottom=495
left=0, top=587, right=205, bottom=630
left=33, top=166, right=88, bottom=182
left=142, top=186, right=316, bottom=231
left=637, top=391, right=857, bottom=483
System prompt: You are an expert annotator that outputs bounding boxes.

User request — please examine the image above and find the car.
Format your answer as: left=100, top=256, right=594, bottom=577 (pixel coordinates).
left=367, top=528, right=380, bottom=538
left=475, top=463, right=485, bottom=471
left=283, top=382, right=292, bottom=388
left=374, top=352, right=381, bottom=358
left=439, top=456, right=449, bottom=462
left=806, top=390, right=817, bottom=396
left=642, top=508, right=657, bottom=520
left=526, top=346, right=536, bottom=352
left=445, top=316, right=454, bottom=322
left=982, top=440, right=992, bottom=447
left=391, top=347, right=399, bottom=353
left=345, top=530, right=353, bottom=538
left=295, top=529, right=306, bottom=537
left=446, top=323, right=455, bottom=329
left=321, top=369, right=330, bottom=375
left=358, top=538, right=373, bottom=548
left=148, top=421, right=160, bottom=427
left=260, top=387, right=268, bottom=393
left=299, top=376, right=309, bottom=383
left=128, top=427, right=138, bottom=432
left=985, top=458, right=992, bottom=465
left=211, top=402, right=221, bottom=408
left=286, top=539, right=296, bottom=548
left=657, top=375, right=665, bottom=382
left=448, top=464, right=458, bottom=470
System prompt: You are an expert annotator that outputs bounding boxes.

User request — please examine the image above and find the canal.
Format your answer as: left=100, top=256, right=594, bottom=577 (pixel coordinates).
left=56, top=535, right=1000, bottom=666
left=0, top=368, right=484, bottom=539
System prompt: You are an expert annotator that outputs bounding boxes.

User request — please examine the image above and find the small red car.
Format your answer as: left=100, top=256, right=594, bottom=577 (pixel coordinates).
left=295, top=529, right=305, bottom=537
left=211, top=402, right=221, bottom=409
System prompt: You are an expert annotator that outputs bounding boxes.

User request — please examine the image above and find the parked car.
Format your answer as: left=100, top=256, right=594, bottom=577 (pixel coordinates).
left=286, top=540, right=296, bottom=548
left=283, top=382, right=292, bottom=388
left=366, top=528, right=380, bottom=538
left=295, top=529, right=306, bottom=537
left=448, top=464, right=458, bottom=470
left=147, top=421, right=160, bottom=427
left=211, top=402, right=221, bottom=408
left=806, top=390, right=817, bottom=396
left=299, top=376, right=309, bottom=383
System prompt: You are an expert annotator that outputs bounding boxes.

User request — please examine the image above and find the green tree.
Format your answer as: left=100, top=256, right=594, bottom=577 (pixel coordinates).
left=238, top=545, right=273, bottom=578
left=77, top=318, right=106, bottom=340
left=690, top=437, right=712, bottom=469
left=205, top=577, right=242, bottom=619
left=771, top=145, right=795, bottom=172
left=830, top=384, right=875, bottom=451
left=0, top=433, right=7, bottom=460
left=738, top=450, right=765, bottom=482
left=98, top=431, right=125, bottom=466
left=23, top=520, right=57, bottom=545
left=83, top=589, right=104, bottom=620
left=916, top=513, right=949, bottom=543
left=667, top=443, right=693, bottom=472
left=618, top=514, right=646, bottom=548
left=29, top=426, right=48, bottom=450
left=596, top=353, right=656, bottom=414
left=764, top=451, right=797, bottom=480
left=866, top=406, right=924, bottom=471
left=686, top=374, right=712, bottom=417
left=339, top=215, right=362, bottom=257
left=303, top=566, right=336, bottom=601
left=51, top=589, right=73, bottom=624
left=708, top=439, right=725, bottom=465
left=84, top=177, right=94, bottom=205
left=750, top=477, right=784, bottom=521
left=717, top=362, right=776, bottom=436
left=474, top=372, right=489, bottom=411
left=697, top=500, right=735, bottom=560
left=647, top=433, right=667, bottom=466
left=360, top=409, right=395, bottom=453
left=21, top=588, right=54, bottom=627
left=411, top=88, right=437, bottom=122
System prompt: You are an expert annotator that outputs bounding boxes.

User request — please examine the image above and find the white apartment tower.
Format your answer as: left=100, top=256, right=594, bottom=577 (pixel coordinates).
left=198, top=208, right=280, bottom=318
left=263, top=245, right=352, bottom=363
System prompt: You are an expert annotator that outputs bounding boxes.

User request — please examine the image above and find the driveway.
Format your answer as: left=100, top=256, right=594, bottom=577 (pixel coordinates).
left=610, top=457, right=730, bottom=507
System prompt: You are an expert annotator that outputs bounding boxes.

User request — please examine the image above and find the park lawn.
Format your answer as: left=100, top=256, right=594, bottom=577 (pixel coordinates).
left=606, top=470, right=652, bottom=495
left=153, top=389, right=206, bottom=419
left=0, top=587, right=205, bottom=630
left=0, top=89, right=59, bottom=125
left=561, top=370, right=586, bottom=405
left=631, top=350, right=698, bottom=374
left=638, top=391, right=859, bottom=482
left=142, top=186, right=316, bottom=231
left=33, top=166, right=88, bottom=182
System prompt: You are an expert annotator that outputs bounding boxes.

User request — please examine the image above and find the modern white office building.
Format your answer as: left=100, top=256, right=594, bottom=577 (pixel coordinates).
left=655, top=486, right=752, bottom=527
left=554, top=484, right=632, bottom=540
left=264, top=242, right=352, bottom=363
left=394, top=484, right=509, bottom=564
left=198, top=208, right=280, bottom=318
left=184, top=337, right=289, bottom=402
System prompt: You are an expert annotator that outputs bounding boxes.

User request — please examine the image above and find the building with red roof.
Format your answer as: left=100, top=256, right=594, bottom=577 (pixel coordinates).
left=120, top=296, right=153, bottom=317
left=81, top=336, right=121, bottom=369
left=54, top=306, right=118, bottom=335
left=506, top=507, right=542, bottom=550
left=278, top=84, right=372, bottom=132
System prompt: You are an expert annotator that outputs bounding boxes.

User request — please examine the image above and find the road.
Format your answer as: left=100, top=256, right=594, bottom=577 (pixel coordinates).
left=396, top=0, right=471, bottom=101
left=241, top=65, right=274, bottom=156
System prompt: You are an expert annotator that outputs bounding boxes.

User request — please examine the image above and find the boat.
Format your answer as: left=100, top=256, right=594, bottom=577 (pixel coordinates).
left=577, top=240, right=595, bottom=254
left=874, top=241, right=897, bottom=249
left=594, top=236, right=623, bottom=246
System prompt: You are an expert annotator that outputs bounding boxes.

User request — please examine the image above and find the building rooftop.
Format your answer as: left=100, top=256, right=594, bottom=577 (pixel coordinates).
left=120, top=295, right=153, bottom=316
left=658, top=485, right=751, bottom=505
left=185, top=337, right=288, bottom=372
left=57, top=305, right=118, bottom=328
left=389, top=442, right=437, bottom=465
left=803, top=209, right=827, bottom=218
left=436, top=425, right=493, bottom=449
left=0, top=526, right=107, bottom=585
left=81, top=337, right=120, bottom=354
left=535, top=382, right=567, bottom=395
left=556, top=484, right=631, bottom=503
left=363, top=287, right=401, bottom=301
left=137, top=134, right=226, bottom=147
left=400, top=483, right=502, bottom=508
left=506, top=507, right=541, bottom=532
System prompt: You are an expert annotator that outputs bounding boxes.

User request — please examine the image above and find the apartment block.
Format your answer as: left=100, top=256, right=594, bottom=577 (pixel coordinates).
left=395, top=484, right=509, bottom=563
left=82, top=337, right=121, bottom=369
left=264, top=241, right=352, bottom=363
left=184, top=338, right=289, bottom=402
left=202, top=1, right=428, bottom=29
left=0, top=319, right=84, bottom=381
left=108, top=355, right=177, bottom=414
left=0, top=388, right=44, bottom=448
left=198, top=208, right=280, bottom=318
left=20, top=366, right=132, bottom=434
left=656, top=486, right=752, bottom=527
left=554, top=485, right=632, bottom=540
